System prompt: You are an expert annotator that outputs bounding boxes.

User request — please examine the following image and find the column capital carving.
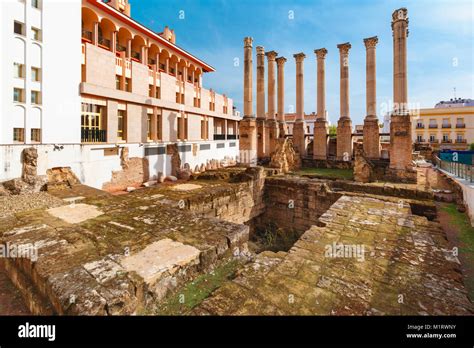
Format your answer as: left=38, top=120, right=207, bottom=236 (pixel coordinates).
left=293, top=52, right=306, bottom=62
left=265, top=50, right=278, bottom=61
left=391, top=8, right=409, bottom=32
left=314, top=48, right=328, bottom=59
left=276, top=57, right=287, bottom=66
left=337, top=42, right=351, bottom=54
left=363, top=36, right=378, bottom=49
left=244, top=37, right=253, bottom=48
left=256, top=46, right=265, bottom=55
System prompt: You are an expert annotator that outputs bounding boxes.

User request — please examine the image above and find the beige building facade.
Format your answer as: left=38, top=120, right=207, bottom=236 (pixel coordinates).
left=80, top=0, right=239, bottom=151
left=412, top=102, right=474, bottom=150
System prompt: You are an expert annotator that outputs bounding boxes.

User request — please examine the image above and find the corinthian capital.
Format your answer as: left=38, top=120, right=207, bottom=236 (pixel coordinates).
left=363, top=36, right=378, bottom=49
left=265, top=50, right=278, bottom=61
left=244, top=37, right=253, bottom=48
left=337, top=42, right=351, bottom=54
left=314, top=48, right=328, bottom=59
left=256, top=46, right=265, bottom=55
left=293, top=52, right=306, bottom=62
left=276, top=57, right=287, bottom=66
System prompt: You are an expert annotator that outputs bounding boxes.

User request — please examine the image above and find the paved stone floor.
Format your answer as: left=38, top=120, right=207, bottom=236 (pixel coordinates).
left=0, top=184, right=249, bottom=315
left=193, top=195, right=474, bottom=315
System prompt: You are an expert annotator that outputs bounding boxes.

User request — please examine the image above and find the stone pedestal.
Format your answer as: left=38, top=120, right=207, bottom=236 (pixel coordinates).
left=256, top=118, right=267, bottom=159
left=336, top=118, right=352, bottom=161
left=266, top=119, right=279, bottom=155
left=278, top=121, right=286, bottom=138
left=293, top=120, right=306, bottom=156
left=388, top=114, right=416, bottom=182
left=363, top=118, right=380, bottom=159
left=238, top=116, right=257, bottom=166
left=313, top=119, right=328, bottom=160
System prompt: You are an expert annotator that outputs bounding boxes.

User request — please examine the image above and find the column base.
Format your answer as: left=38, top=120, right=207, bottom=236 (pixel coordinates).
left=336, top=118, right=353, bottom=161
left=313, top=119, right=329, bottom=160
left=363, top=117, right=380, bottom=159
left=278, top=121, right=287, bottom=138
left=265, top=119, right=279, bottom=156
left=292, top=120, right=306, bottom=157
left=238, top=116, right=257, bottom=166
left=256, top=118, right=267, bottom=159
left=389, top=113, right=414, bottom=172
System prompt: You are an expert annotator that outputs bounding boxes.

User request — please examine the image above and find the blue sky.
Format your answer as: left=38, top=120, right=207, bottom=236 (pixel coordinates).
left=131, top=0, right=473, bottom=125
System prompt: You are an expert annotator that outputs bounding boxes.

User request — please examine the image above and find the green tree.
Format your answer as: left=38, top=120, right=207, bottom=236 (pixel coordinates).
left=469, top=143, right=474, bottom=151
left=329, top=125, right=337, bottom=137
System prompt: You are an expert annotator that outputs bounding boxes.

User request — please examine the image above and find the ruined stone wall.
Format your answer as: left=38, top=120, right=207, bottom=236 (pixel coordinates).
left=257, top=177, right=342, bottom=232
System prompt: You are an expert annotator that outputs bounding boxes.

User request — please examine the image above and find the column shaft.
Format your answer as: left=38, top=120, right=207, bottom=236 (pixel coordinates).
left=243, top=37, right=253, bottom=117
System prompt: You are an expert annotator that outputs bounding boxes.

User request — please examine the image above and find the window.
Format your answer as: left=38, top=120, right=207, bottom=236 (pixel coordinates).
left=117, top=110, right=126, bottom=140
left=416, top=121, right=424, bottom=128
left=14, top=63, right=24, bottom=78
left=416, top=135, right=423, bottom=142
left=442, top=134, right=449, bottom=142
left=149, top=85, right=153, bottom=98
left=155, top=87, right=160, bottom=99
left=429, top=119, right=437, bottom=128
left=81, top=103, right=105, bottom=143
left=13, top=128, right=25, bottom=142
left=13, top=88, right=24, bottom=102
left=156, top=112, right=162, bottom=141
left=31, top=0, right=41, bottom=9
left=31, top=91, right=41, bottom=105
left=14, top=21, right=24, bottom=36
left=201, top=117, right=209, bottom=140
left=456, top=134, right=464, bottom=142
left=125, top=78, right=131, bottom=92
left=429, top=134, right=436, bottom=142
left=31, top=67, right=40, bottom=81
left=31, top=128, right=41, bottom=142
left=116, top=75, right=121, bottom=90
left=147, top=114, right=152, bottom=140
left=31, top=27, right=42, bottom=41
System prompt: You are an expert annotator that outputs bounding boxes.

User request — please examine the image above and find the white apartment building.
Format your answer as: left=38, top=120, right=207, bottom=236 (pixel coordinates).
left=0, top=0, right=240, bottom=189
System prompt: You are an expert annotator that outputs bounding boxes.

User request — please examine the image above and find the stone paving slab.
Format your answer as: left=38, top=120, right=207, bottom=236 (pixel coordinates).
left=0, top=185, right=249, bottom=315
left=194, top=195, right=474, bottom=315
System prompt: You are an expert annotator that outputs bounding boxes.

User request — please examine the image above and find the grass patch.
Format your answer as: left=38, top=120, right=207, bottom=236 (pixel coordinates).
left=294, top=167, right=354, bottom=180
left=441, top=203, right=474, bottom=300
left=150, top=260, right=241, bottom=315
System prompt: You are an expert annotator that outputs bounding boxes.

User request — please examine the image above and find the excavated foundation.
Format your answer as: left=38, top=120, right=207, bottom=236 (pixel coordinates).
left=0, top=167, right=473, bottom=315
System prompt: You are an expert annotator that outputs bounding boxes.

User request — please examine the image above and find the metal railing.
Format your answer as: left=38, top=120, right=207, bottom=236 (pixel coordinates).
left=98, top=36, right=111, bottom=49
left=436, top=156, right=474, bottom=183
left=81, top=129, right=107, bottom=143
left=213, top=134, right=226, bottom=140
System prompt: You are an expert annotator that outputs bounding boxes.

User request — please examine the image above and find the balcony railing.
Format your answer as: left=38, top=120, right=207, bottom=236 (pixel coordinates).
left=429, top=139, right=438, bottom=143
left=98, top=36, right=111, bottom=49
left=227, top=134, right=238, bottom=140
left=82, top=29, right=92, bottom=41
left=441, top=139, right=452, bottom=144
left=416, top=124, right=424, bottom=129
left=81, top=129, right=107, bottom=143
left=428, top=124, right=438, bottom=129
left=455, top=139, right=467, bottom=144
left=213, top=134, right=226, bottom=140
left=456, top=123, right=466, bottom=128
left=415, top=139, right=426, bottom=143
left=442, top=124, right=452, bottom=128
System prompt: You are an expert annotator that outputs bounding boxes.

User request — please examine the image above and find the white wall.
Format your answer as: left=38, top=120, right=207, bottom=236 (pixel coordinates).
left=0, top=0, right=81, bottom=145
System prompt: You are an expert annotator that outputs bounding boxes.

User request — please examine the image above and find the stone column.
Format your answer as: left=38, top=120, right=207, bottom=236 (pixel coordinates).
left=336, top=43, right=353, bottom=161
left=313, top=48, right=329, bottom=160
left=265, top=50, right=279, bottom=154
left=256, top=46, right=267, bottom=159
left=293, top=53, right=306, bottom=157
left=276, top=57, right=287, bottom=137
left=389, top=8, right=415, bottom=182
left=363, top=36, right=380, bottom=159
left=239, top=37, right=257, bottom=166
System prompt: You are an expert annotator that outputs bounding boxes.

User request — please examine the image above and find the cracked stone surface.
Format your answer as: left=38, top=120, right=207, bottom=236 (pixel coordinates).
left=193, top=195, right=474, bottom=315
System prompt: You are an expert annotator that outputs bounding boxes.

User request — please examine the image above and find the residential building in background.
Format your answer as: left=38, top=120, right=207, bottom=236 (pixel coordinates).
left=412, top=98, right=474, bottom=150
left=0, top=0, right=240, bottom=189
